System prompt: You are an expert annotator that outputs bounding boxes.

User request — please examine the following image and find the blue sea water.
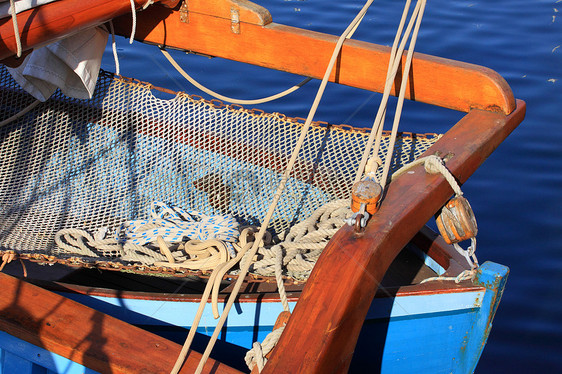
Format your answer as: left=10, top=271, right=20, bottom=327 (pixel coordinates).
left=101, top=0, right=562, bottom=372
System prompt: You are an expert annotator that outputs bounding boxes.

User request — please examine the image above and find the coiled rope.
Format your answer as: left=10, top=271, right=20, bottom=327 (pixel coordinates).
left=55, top=201, right=240, bottom=266
left=245, top=325, right=285, bottom=372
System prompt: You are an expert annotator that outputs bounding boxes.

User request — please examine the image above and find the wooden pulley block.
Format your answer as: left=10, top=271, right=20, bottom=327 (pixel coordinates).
left=435, top=196, right=478, bottom=245
left=351, top=179, right=382, bottom=215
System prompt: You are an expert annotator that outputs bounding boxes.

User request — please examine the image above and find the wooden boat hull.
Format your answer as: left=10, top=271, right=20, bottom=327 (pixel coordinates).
left=0, top=261, right=507, bottom=373
left=0, top=258, right=503, bottom=374
left=0, top=1, right=522, bottom=372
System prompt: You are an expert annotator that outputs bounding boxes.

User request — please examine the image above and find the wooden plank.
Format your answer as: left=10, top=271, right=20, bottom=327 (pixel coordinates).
left=0, top=0, right=178, bottom=61
left=111, top=1, right=516, bottom=114
left=0, top=272, right=243, bottom=374
left=261, top=100, right=526, bottom=373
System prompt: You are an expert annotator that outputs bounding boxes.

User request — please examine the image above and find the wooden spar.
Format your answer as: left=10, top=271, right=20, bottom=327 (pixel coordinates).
left=0, top=0, right=179, bottom=61
left=0, top=0, right=516, bottom=113
left=110, top=0, right=516, bottom=114
left=0, top=272, right=243, bottom=374
left=261, top=100, right=526, bottom=374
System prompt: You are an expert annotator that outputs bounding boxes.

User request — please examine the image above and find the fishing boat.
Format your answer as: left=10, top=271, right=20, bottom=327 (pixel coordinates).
left=0, top=0, right=525, bottom=373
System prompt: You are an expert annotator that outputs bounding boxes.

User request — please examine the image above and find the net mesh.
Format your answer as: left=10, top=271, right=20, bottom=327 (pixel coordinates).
left=0, top=66, right=441, bottom=274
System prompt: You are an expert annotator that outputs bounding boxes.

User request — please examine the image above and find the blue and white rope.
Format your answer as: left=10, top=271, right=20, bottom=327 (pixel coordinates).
left=55, top=202, right=241, bottom=262
left=116, top=201, right=240, bottom=257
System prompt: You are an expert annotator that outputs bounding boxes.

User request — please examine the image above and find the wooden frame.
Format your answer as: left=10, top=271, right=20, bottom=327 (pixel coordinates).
left=0, top=0, right=525, bottom=372
left=262, top=101, right=525, bottom=373
left=0, top=271, right=243, bottom=374
left=0, top=0, right=179, bottom=62
left=111, top=0, right=516, bottom=114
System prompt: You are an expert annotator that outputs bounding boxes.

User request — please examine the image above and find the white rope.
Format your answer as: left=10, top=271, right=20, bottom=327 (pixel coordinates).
left=378, top=0, right=426, bottom=189
left=117, top=201, right=239, bottom=244
left=420, top=239, right=479, bottom=284
left=161, top=48, right=312, bottom=105
left=245, top=326, right=286, bottom=372
left=391, top=154, right=461, bottom=196
left=9, top=0, right=22, bottom=58
left=250, top=199, right=349, bottom=281
left=169, top=228, right=260, bottom=374
left=188, top=2, right=377, bottom=372
left=274, top=245, right=290, bottom=312
left=354, top=0, right=416, bottom=183
left=129, top=0, right=136, bottom=44
left=0, top=99, right=41, bottom=128
left=108, top=21, right=121, bottom=76
left=392, top=156, right=481, bottom=284
left=354, top=0, right=427, bottom=191
left=54, top=202, right=240, bottom=266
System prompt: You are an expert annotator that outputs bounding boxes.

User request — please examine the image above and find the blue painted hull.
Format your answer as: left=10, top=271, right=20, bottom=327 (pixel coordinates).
left=0, top=262, right=507, bottom=373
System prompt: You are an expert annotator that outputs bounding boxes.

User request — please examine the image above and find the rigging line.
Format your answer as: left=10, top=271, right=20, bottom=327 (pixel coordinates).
left=160, top=48, right=312, bottom=105
left=365, top=0, right=417, bottom=181
left=187, top=1, right=377, bottom=373
left=353, top=0, right=417, bottom=184
left=379, top=0, right=426, bottom=189
left=108, top=21, right=121, bottom=76
left=0, top=99, right=40, bottom=128
left=129, top=0, right=136, bottom=44
left=9, top=0, right=22, bottom=58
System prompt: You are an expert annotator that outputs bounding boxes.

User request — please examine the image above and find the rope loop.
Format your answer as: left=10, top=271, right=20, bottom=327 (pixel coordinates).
left=423, top=155, right=463, bottom=196
left=453, top=237, right=479, bottom=270
left=245, top=326, right=286, bottom=372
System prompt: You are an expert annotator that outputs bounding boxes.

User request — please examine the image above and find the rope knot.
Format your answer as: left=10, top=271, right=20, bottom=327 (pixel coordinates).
left=245, top=325, right=285, bottom=373
left=423, top=155, right=445, bottom=174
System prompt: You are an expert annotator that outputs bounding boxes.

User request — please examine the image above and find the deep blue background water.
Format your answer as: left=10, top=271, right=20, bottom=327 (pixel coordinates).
left=101, top=0, right=562, bottom=371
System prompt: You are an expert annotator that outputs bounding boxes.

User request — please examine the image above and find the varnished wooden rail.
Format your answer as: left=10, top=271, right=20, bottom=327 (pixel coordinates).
left=111, top=0, right=516, bottom=114
left=0, top=271, right=242, bottom=374
left=0, top=0, right=179, bottom=62
left=0, top=0, right=516, bottom=113
left=262, top=100, right=525, bottom=373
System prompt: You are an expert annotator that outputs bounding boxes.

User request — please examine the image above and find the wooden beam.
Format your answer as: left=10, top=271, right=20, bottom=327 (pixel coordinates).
left=0, top=0, right=178, bottom=61
left=111, top=1, right=516, bottom=114
left=261, top=100, right=525, bottom=373
left=0, top=272, right=243, bottom=374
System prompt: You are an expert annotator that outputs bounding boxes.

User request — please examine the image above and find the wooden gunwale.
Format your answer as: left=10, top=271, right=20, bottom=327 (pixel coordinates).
left=0, top=272, right=243, bottom=374
left=262, top=100, right=526, bottom=374
left=110, top=0, right=516, bottom=114
left=25, top=277, right=483, bottom=302
left=0, top=0, right=180, bottom=62
left=0, top=0, right=515, bottom=113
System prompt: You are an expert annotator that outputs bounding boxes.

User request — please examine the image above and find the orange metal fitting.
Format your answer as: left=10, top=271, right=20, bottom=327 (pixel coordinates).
left=435, top=196, right=478, bottom=245
left=351, top=179, right=382, bottom=215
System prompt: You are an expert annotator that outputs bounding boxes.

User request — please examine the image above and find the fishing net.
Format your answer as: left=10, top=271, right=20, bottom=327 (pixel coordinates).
left=0, top=66, right=441, bottom=275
